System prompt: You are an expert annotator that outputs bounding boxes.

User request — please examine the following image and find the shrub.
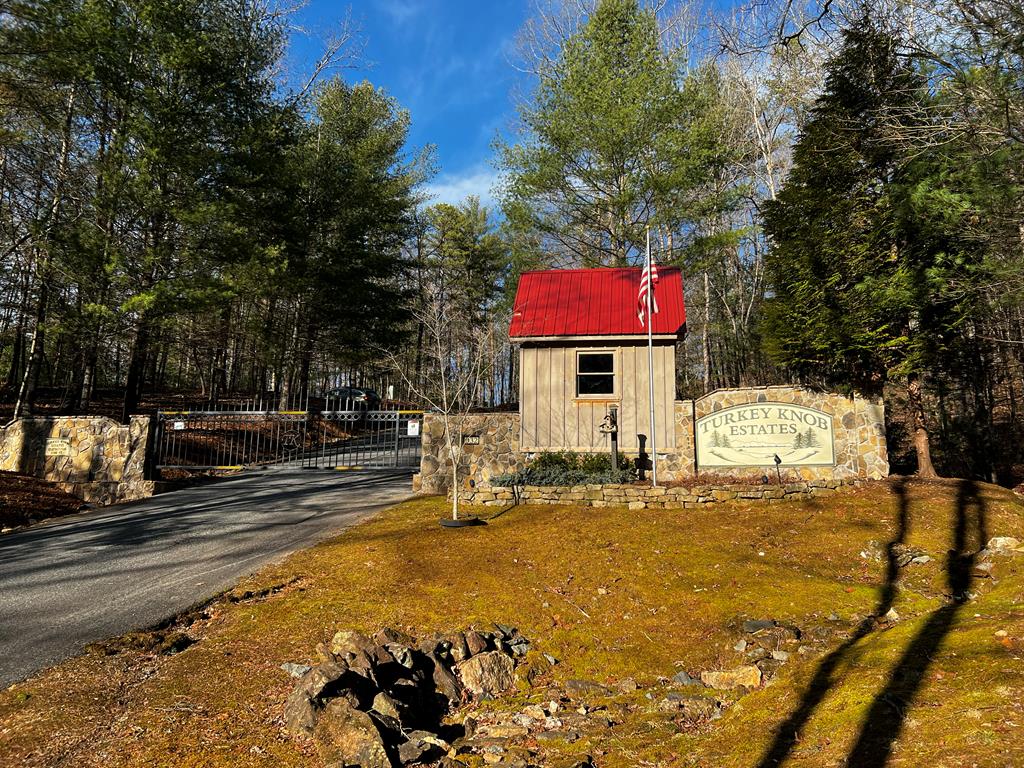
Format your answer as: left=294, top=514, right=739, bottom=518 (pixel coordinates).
left=493, top=452, right=637, bottom=487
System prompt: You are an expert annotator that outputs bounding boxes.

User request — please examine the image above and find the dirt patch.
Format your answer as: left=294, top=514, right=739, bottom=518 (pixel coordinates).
left=0, top=471, right=86, bottom=530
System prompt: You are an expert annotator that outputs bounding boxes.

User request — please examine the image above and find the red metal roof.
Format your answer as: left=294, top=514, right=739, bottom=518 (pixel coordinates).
left=508, top=268, right=686, bottom=339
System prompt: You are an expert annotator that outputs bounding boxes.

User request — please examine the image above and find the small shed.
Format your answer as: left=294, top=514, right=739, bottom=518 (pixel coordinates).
left=509, top=267, right=686, bottom=453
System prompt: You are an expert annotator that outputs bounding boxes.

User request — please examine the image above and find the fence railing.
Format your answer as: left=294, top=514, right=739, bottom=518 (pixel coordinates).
left=154, top=408, right=423, bottom=472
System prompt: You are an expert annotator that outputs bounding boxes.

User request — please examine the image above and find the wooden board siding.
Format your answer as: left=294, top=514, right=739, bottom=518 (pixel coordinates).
left=519, top=341, right=675, bottom=452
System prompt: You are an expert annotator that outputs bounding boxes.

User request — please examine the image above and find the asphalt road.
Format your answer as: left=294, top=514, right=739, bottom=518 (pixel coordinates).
left=0, top=468, right=414, bottom=688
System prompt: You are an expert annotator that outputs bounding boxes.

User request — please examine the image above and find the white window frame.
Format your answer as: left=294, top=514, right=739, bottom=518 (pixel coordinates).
left=575, top=349, right=618, bottom=399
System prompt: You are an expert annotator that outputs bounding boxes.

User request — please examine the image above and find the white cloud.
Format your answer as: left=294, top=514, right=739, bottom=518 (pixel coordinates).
left=424, top=166, right=503, bottom=210
left=378, top=0, right=422, bottom=26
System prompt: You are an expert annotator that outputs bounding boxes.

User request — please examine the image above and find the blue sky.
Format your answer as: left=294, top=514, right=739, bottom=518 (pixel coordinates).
left=288, top=1, right=531, bottom=209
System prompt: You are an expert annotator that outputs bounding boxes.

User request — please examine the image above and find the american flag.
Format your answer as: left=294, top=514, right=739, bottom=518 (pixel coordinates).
left=637, top=247, right=659, bottom=327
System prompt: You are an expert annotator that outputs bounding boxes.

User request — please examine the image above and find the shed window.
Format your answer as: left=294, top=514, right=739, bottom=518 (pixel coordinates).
left=576, top=352, right=615, bottom=396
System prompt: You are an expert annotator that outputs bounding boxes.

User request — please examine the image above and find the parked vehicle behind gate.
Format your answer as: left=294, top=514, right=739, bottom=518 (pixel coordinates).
left=325, top=387, right=381, bottom=411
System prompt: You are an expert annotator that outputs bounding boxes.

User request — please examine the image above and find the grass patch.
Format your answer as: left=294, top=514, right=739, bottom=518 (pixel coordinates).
left=1, top=478, right=1023, bottom=767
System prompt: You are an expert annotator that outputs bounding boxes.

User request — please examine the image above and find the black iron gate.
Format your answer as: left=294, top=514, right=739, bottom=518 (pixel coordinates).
left=154, top=409, right=423, bottom=472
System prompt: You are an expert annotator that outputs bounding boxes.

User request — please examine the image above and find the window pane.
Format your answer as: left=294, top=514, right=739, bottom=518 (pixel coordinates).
left=577, top=373, right=614, bottom=395
left=578, top=353, right=613, bottom=374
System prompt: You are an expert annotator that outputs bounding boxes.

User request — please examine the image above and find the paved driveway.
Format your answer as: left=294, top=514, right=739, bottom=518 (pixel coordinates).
left=0, top=468, right=414, bottom=687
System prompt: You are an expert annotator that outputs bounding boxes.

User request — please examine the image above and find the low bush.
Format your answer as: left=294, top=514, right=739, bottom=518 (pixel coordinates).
left=493, top=451, right=637, bottom=487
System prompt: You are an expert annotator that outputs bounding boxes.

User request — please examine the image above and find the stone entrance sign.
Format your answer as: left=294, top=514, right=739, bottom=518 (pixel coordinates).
left=697, top=403, right=836, bottom=468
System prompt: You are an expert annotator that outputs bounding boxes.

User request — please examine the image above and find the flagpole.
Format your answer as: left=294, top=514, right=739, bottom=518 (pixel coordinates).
left=646, top=228, right=658, bottom=487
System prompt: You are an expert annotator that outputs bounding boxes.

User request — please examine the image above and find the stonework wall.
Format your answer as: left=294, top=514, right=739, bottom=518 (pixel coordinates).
left=0, top=416, right=156, bottom=505
left=459, top=478, right=860, bottom=509
left=418, top=412, right=524, bottom=495
left=417, top=386, right=888, bottom=494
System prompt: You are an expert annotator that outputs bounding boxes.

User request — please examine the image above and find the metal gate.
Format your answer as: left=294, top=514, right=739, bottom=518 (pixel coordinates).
left=154, top=409, right=423, bottom=472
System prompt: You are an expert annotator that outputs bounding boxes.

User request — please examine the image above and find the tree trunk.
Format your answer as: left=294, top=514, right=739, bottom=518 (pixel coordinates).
left=13, top=285, right=47, bottom=417
left=122, top=320, right=150, bottom=423
left=907, top=373, right=938, bottom=479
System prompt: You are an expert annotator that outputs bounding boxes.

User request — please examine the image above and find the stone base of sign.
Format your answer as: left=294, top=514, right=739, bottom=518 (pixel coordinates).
left=417, top=386, right=888, bottom=494
left=0, top=416, right=155, bottom=505
left=456, top=478, right=863, bottom=508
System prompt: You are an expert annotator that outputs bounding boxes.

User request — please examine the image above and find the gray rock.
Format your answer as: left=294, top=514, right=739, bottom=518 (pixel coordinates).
left=281, top=662, right=312, bottom=678
left=542, top=653, right=558, bottom=666
left=771, top=650, right=790, bottom=662
left=509, top=637, right=531, bottom=657
left=733, top=639, right=747, bottom=652
left=973, top=561, right=995, bottom=579
left=534, top=730, right=580, bottom=743
left=387, top=643, right=415, bottom=669
left=465, top=630, right=490, bottom=656
left=371, top=690, right=403, bottom=721
left=457, top=651, right=515, bottom=697
left=345, top=649, right=378, bottom=684
left=987, top=536, right=1021, bottom=552
left=666, top=692, right=719, bottom=720
left=756, top=658, right=786, bottom=680
left=417, top=633, right=450, bottom=656
left=445, top=632, right=471, bottom=662
left=482, top=724, right=529, bottom=738
left=522, top=704, right=547, bottom=719
left=671, top=670, right=702, bottom=687
left=893, top=543, right=928, bottom=567
left=313, top=698, right=391, bottom=768
left=398, top=731, right=447, bottom=765
left=329, top=629, right=375, bottom=658
left=742, top=619, right=776, bottom=634
left=494, top=622, right=517, bottom=639
left=284, top=689, right=318, bottom=735
left=297, top=661, right=350, bottom=702
left=428, top=651, right=464, bottom=706
left=373, top=627, right=416, bottom=646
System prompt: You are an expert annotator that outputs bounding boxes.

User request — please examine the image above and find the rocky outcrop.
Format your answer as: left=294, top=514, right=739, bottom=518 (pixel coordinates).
left=284, top=625, right=533, bottom=767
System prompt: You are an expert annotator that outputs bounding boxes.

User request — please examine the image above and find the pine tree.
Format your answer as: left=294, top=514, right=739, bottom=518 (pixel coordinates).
left=499, top=0, right=735, bottom=266
left=761, top=15, right=986, bottom=478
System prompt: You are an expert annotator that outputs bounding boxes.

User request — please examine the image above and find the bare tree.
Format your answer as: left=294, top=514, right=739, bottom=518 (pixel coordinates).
left=383, top=294, right=502, bottom=522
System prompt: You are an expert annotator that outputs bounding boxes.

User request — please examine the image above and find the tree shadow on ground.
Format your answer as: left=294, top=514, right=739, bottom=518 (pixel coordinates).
left=755, top=478, right=987, bottom=768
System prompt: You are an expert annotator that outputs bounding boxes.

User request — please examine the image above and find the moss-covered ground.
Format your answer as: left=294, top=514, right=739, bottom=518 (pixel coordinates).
left=1, top=478, right=1022, bottom=767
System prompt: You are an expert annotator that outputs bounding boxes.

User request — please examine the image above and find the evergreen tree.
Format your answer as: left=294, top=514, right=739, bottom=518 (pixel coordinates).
left=499, top=0, right=735, bottom=266
left=761, top=16, right=985, bottom=477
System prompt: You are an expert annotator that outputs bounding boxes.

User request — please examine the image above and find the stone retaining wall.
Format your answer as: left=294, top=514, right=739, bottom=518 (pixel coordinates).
left=0, top=416, right=156, bottom=505
left=458, top=478, right=860, bottom=509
